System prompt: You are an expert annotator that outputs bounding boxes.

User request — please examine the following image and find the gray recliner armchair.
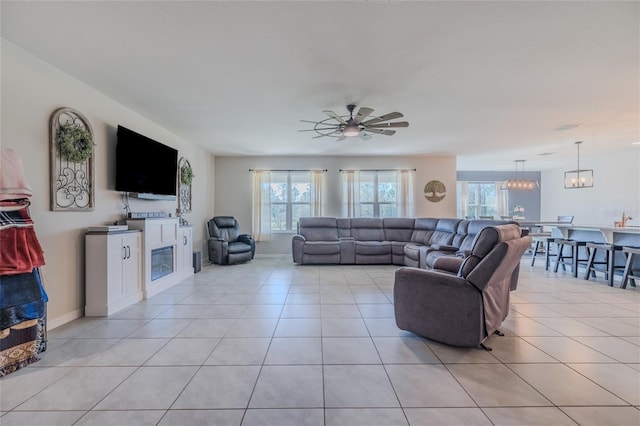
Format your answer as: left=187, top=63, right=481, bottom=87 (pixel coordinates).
left=393, top=224, right=531, bottom=349
left=207, top=216, right=255, bottom=265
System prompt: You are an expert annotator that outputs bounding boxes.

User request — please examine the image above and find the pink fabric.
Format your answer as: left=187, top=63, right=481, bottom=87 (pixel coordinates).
left=0, top=148, right=33, bottom=200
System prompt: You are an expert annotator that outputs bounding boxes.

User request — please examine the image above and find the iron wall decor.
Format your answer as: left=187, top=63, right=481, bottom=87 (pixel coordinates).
left=49, top=107, right=95, bottom=211
left=424, top=180, right=446, bottom=202
left=177, top=157, right=192, bottom=215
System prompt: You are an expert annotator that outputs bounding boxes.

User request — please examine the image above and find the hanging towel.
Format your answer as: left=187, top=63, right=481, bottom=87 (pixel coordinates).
left=0, top=148, right=33, bottom=200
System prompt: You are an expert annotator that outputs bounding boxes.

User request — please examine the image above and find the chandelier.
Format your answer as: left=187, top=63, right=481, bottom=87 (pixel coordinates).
left=500, top=160, right=539, bottom=191
left=564, top=141, right=594, bottom=188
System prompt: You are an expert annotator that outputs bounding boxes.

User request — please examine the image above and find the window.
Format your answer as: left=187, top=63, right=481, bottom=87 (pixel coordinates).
left=252, top=170, right=325, bottom=239
left=457, top=181, right=508, bottom=219
left=269, top=171, right=311, bottom=231
left=358, top=171, right=397, bottom=218
left=342, top=170, right=414, bottom=218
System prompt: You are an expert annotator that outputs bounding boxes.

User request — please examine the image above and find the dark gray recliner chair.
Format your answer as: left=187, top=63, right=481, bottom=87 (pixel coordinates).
left=207, top=216, right=255, bottom=265
left=393, top=224, right=531, bottom=349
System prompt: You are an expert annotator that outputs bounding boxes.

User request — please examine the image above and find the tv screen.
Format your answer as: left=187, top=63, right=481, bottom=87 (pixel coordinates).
left=115, top=125, right=178, bottom=200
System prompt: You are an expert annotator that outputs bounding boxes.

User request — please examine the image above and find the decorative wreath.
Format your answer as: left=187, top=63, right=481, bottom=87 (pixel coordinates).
left=57, top=122, right=94, bottom=163
left=180, top=164, right=194, bottom=185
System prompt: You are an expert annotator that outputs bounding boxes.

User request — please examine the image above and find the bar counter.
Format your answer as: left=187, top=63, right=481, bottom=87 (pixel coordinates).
left=547, top=224, right=640, bottom=276
left=552, top=224, right=640, bottom=246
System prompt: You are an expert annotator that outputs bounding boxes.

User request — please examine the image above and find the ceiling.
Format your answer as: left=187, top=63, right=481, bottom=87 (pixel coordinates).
left=2, top=1, right=638, bottom=171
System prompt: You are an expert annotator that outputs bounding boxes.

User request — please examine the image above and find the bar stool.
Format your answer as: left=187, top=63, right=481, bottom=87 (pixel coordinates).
left=583, top=243, right=624, bottom=286
left=530, top=234, right=561, bottom=271
left=621, top=246, right=640, bottom=289
left=554, top=239, right=589, bottom=277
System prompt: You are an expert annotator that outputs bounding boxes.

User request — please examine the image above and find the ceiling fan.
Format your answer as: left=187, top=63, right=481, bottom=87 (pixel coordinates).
left=299, top=104, right=409, bottom=141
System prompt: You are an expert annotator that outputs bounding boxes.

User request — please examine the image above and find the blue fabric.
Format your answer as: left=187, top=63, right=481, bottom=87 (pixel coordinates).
left=1, top=268, right=48, bottom=329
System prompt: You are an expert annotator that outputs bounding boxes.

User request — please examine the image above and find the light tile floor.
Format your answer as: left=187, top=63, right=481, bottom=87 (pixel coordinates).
left=1, top=254, right=639, bottom=426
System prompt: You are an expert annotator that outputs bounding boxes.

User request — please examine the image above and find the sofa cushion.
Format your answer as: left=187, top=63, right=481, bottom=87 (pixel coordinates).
left=299, top=217, right=339, bottom=241
left=350, top=218, right=385, bottom=241
left=410, top=218, right=438, bottom=243
left=302, top=241, right=341, bottom=255
left=390, top=241, right=407, bottom=255
left=355, top=241, right=391, bottom=255
left=451, top=220, right=470, bottom=247
left=228, top=242, right=253, bottom=254
left=422, top=218, right=459, bottom=247
left=383, top=218, right=415, bottom=242
left=403, top=243, right=422, bottom=267
left=210, top=216, right=242, bottom=242
left=337, top=218, right=351, bottom=238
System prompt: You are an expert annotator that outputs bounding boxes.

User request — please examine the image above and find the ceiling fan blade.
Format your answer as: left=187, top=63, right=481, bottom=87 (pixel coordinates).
left=363, top=128, right=396, bottom=136
left=359, top=132, right=373, bottom=141
left=354, top=107, right=374, bottom=124
left=361, top=112, right=404, bottom=126
left=366, top=121, right=409, bottom=128
left=323, top=110, right=347, bottom=125
left=298, top=127, right=339, bottom=132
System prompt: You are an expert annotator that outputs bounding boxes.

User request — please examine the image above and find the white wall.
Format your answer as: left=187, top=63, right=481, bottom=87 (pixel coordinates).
left=540, top=148, right=640, bottom=225
left=214, top=155, right=457, bottom=254
left=1, top=41, right=214, bottom=328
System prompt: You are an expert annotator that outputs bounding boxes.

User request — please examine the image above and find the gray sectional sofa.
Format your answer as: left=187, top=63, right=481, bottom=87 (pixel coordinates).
left=292, top=216, right=519, bottom=271
left=292, top=217, right=529, bottom=347
left=394, top=223, right=532, bottom=347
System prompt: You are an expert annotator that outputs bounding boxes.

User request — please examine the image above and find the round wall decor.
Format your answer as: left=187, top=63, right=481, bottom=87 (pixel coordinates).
left=424, top=180, right=446, bottom=202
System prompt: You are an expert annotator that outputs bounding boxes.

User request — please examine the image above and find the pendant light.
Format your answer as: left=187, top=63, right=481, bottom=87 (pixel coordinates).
left=564, top=141, right=594, bottom=188
left=500, top=160, right=539, bottom=191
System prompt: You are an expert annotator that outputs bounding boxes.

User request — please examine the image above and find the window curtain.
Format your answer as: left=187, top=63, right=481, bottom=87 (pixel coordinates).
left=310, top=170, right=325, bottom=216
left=341, top=170, right=360, bottom=217
left=457, top=181, right=469, bottom=218
left=396, top=170, right=415, bottom=217
left=251, top=170, right=271, bottom=241
left=496, top=181, right=509, bottom=218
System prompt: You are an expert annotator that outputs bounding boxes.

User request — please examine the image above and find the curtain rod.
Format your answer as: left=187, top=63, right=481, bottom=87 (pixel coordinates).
left=248, top=169, right=327, bottom=172
left=339, top=168, right=416, bottom=172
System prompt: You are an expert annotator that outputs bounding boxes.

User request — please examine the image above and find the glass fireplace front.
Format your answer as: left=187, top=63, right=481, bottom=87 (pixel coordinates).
left=151, top=245, right=174, bottom=281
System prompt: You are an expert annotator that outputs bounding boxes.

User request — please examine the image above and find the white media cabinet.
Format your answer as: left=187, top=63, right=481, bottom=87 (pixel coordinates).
left=126, top=218, right=194, bottom=299
left=85, top=218, right=193, bottom=316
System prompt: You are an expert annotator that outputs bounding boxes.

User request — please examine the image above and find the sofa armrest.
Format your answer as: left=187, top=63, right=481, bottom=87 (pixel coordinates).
left=208, top=239, right=228, bottom=264
left=238, top=234, right=256, bottom=257
left=431, top=256, right=465, bottom=274
left=292, top=235, right=306, bottom=264
left=395, top=266, right=468, bottom=289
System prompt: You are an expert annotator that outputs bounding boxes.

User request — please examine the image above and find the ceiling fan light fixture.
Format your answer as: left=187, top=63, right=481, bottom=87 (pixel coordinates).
left=300, top=105, right=407, bottom=139
left=343, top=123, right=360, bottom=137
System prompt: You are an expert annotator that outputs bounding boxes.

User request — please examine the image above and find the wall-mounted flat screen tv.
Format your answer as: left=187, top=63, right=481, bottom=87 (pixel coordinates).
left=115, top=125, right=178, bottom=200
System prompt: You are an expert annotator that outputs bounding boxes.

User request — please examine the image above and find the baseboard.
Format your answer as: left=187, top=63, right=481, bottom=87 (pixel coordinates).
left=47, top=308, right=84, bottom=330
